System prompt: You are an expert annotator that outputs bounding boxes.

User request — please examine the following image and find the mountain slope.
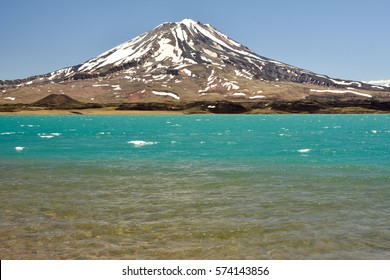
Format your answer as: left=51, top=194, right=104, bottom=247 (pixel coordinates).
left=1, top=18, right=389, bottom=104
left=365, top=80, right=390, bottom=88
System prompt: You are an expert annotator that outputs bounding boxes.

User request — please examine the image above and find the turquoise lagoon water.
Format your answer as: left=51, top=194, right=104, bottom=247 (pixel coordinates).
left=0, top=114, right=389, bottom=259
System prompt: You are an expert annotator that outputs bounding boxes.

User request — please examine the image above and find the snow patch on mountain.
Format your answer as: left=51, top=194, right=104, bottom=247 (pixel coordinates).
left=152, top=91, right=180, bottom=100
left=310, top=89, right=372, bottom=98
left=249, top=95, right=265, bottom=99
left=182, top=68, right=193, bottom=77
left=364, top=80, right=390, bottom=87
left=223, top=82, right=239, bottom=90
left=329, top=79, right=362, bottom=87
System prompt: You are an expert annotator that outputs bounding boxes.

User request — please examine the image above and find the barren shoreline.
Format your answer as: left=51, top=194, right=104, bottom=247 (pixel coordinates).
left=0, top=108, right=184, bottom=115
left=1, top=108, right=389, bottom=115
left=1, top=97, right=390, bottom=115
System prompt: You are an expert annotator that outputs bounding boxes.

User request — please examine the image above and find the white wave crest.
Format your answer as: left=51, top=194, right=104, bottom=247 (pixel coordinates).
left=128, top=140, right=158, bottom=147
left=38, top=132, right=61, bottom=139
left=297, top=149, right=311, bottom=153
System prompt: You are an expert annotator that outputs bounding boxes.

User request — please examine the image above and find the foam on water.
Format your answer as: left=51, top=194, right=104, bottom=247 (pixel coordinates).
left=128, top=140, right=158, bottom=147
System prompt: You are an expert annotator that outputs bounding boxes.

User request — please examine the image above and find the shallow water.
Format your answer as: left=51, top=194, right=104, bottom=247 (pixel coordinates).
left=0, top=114, right=389, bottom=259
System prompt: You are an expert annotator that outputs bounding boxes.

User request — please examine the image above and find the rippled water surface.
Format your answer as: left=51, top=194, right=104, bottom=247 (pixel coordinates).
left=1, top=114, right=389, bottom=259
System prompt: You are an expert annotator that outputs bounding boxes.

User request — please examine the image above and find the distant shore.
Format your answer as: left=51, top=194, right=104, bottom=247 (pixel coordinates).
left=0, top=108, right=184, bottom=115
left=1, top=108, right=389, bottom=115
left=1, top=98, right=389, bottom=115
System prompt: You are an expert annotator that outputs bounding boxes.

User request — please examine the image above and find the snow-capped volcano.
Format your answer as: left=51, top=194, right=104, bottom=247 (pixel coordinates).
left=47, top=18, right=360, bottom=87
left=1, top=18, right=389, bottom=104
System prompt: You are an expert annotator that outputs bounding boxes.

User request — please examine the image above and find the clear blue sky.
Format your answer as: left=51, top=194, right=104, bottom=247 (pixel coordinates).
left=1, top=0, right=389, bottom=81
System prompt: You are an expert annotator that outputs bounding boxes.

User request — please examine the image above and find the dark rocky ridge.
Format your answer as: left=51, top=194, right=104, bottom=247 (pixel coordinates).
left=32, top=94, right=102, bottom=109
left=1, top=94, right=388, bottom=114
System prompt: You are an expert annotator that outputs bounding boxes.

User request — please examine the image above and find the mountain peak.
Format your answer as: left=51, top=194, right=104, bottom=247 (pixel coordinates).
left=179, top=18, right=198, bottom=26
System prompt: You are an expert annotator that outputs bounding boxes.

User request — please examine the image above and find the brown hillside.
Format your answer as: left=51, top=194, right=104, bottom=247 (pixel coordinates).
left=33, top=94, right=85, bottom=108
